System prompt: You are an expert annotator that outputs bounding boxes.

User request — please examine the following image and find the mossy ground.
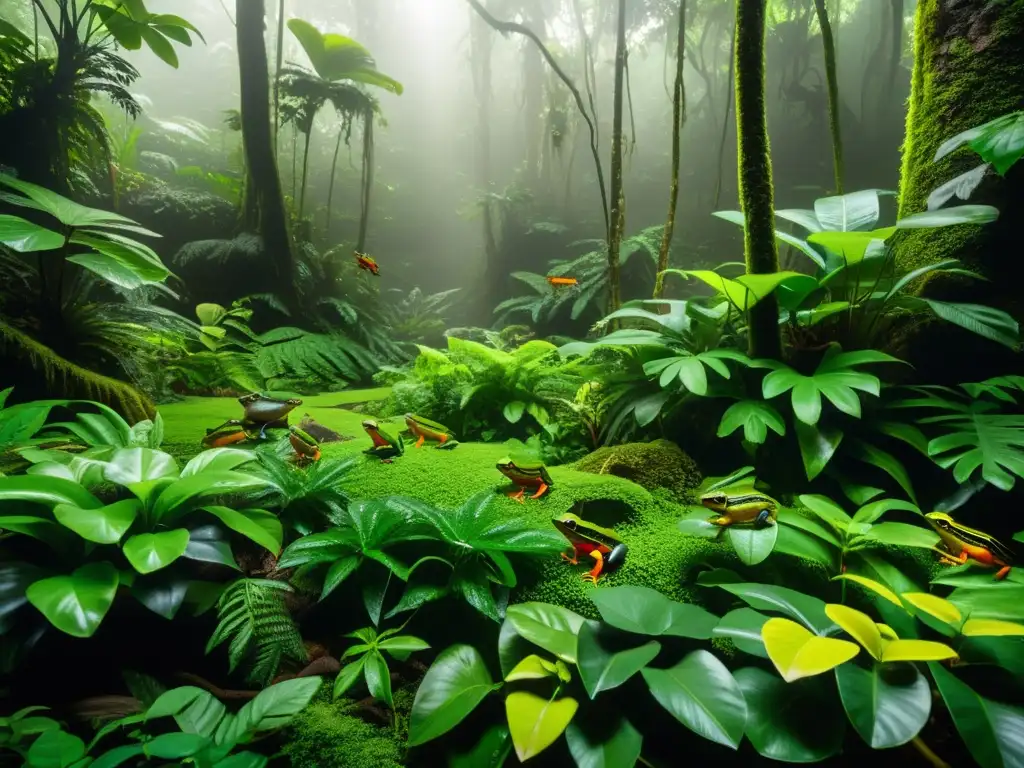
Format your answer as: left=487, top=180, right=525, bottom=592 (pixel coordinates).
left=158, top=390, right=766, bottom=619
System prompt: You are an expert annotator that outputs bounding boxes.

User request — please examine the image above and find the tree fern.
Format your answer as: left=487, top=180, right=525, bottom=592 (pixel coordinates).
left=207, top=578, right=307, bottom=687
left=256, top=329, right=380, bottom=389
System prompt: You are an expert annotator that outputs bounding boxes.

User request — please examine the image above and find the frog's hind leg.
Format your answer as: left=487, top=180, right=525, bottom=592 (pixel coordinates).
left=414, top=435, right=425, bottom=448
left=506, top=487, right=526, bottom=503
left=560, top=549, right=579, bottom=566
left=530, top=482, right=549, bottom=499
left=582, top=551, right=604, bottom=584
left=755, top=509, right=774, bottom=528
left=995, top=565, right=1011, bottom=580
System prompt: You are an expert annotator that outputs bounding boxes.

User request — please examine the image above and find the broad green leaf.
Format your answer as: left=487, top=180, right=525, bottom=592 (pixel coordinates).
left=825, top=604, right=886, bottom=659
left=808, top=228, right=896, bottom=264
left=700, top=579, right=834, bottom=634
left=503, top=400, right=526, bottom=423
left=930, top=662, right=1024, bottom=768
left=26, top=729, right=87, bottom=767
left=761, top=617, right=859, bottom=682
left=727, top=524, right=778, bottom=566
left=712, top=608, right=769, bottom=658
left=918, top=299, right=1020, bottom=350
left=896, top=205, right=1000, bottom=229
left=333, top=656, right=366, bottom=699
left=505, top=603, right=585, bottom=663
left=449, top=723, right=512, bottom=768
left=576, top=621, right=661, bottom=699
left=795, top=420, right=843, bottom=481
left=969, top=111, right=1024, bottom=175
left=835, top=662, right=930, bottom=748
left=26, top=562, right=119, bottom=638
left=239, top=677, right=322, bottom=733
left=364, top=651, right=393, bottom=709
left=589, top=585, right=718, bottom=638
left=123, top=529, right=190, bottom=574
left=565, top=718, right=642, bottom=768
left=641, top=650, right=746, bottom=749
left=506, top=691, right=578, bottom=762
left=861, top=522, right=939, bottom=549
left=717, top=400, right=785, bottom=444
left=408, top=645, right=500, bottom=746
left=0, top=215, right=64, bottom=252
left=814, top=189, right=893, bottom=232
left=851, top=498, right=921, bottom=524
left=151, top=471, right=266, bottom=521
left=711, top=210, right=826, bottom=269
left=179, top=448, right=256, bottom=478
left=798, top=494, right=852, bottom=528
left=0, top=475, right=102, bottom=510
left=54, top=499, right=140, bottom=544
left=736, top=667, right=844, bottom=761
left=202, top=506, right=283, bottom=555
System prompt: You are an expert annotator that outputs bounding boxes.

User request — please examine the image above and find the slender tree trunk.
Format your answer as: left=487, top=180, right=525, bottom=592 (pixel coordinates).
left=237, top=0, right=295, bottom=305
left=356, top=109, right=374, bottom=254
left=735, top=0, right=781, bottom=359
left=605, top=0, right=627, bottom=315
left=654, top=0, right=687, bottom=300
left=325, top=127, right=343, bottom=238
left=273, top=0, right=284, bottom=148
left=714, top=20, right=736, bottom=208
left=883, top=0, right=904, bottom=113
left=471, top=2, right=501, bottom=324
left=299, top=129, right=311, bottom=217
left=814, top=0, right=844, bottom=194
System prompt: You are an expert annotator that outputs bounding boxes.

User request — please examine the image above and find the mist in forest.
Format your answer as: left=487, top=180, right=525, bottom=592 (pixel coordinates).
left=2, top=0, right=913, bottom=325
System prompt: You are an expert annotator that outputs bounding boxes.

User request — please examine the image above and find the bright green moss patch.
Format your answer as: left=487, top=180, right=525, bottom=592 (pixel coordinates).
left=281, top=696, right=404, bottom=768
left=573, top=439, right=703, bottom=502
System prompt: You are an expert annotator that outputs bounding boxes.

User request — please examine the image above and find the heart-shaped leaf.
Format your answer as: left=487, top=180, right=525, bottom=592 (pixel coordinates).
left=506, top=691, right=578, bottom=762
left=836, top=662, right=930, bottom=748
left=26, top=562, right=119, bottom=638
left=123, top=529, right=190, bottom=574
left=589, top=585, right=718, bottom=638
left=576, top=621, right=661, bottom=699
left=505, top=603, right=585, bottom=663
left=762, top=617, right=859, bottom=682
left=408, top=645, right=500, bottom=746
left=54, top=499, right=140, bottom=544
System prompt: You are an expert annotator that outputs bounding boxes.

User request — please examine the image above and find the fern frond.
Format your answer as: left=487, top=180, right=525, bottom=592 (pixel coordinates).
left=207, top=578, right=307, bottom=687
left=256, top=330, right=379, bottom=388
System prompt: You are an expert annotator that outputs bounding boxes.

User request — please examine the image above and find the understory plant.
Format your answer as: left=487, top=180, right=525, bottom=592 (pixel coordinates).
left=3, top=677, right=320, bottom=767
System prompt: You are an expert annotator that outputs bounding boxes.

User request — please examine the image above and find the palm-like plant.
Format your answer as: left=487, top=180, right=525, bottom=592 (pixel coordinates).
left=279, top=19, right=402, bottom=242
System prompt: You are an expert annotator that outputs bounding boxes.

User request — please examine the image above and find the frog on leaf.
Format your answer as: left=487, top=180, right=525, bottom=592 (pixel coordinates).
left=926, top=512, right=1014, bottom=580
left=700, top=489, right=779, bottom=528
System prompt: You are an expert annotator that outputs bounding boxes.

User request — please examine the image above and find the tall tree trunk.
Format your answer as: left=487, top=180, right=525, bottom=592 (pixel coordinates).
left=606, top=0, right=627, bottom=314
left=237, top=0, right=295, bottom=306
left=892, top=0, right=1024, bottom=380
left=714, top=19, right=736, bottom=209
left=523, top=1, right=545, bottom=189
left=298, top=129, right=311, bottom=217
left=471, top=1, right=501, bottom=324
left=325, top=127, right=344, bottom=239
left=813, top=0, right=844, bottom=194
left=735, top=0, right=781, bottom=359
left=273, top=0, right=284, bottom=148
left=356, top=108, right=375, bottom=254
left=654, top=0, right=687, bottom=300
left=882, top=0, right=904, bottom=113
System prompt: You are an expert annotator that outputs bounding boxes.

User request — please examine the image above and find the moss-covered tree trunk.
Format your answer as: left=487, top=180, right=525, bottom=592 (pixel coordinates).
left=606, top=0, right=627, bottom=314
left=893, top=0, right=1024, bottom=378
left=735, top=0, right=781, bottom=359
left=813, top=0, right=843, bottom=193
left=237, top=0, right=296, bottom=308
left=654, top=0, right=687, bottom=300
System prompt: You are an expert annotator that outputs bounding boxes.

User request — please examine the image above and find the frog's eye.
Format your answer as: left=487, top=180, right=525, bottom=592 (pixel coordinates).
left=706, top=494, right=727, bottom=505
left=562, top=518, right=577, bottom=530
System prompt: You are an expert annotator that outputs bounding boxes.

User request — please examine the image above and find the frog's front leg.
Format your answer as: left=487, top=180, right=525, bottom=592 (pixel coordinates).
left=708, top=514, right=733, bottom=527
left=755, top=509, right=775, bottom=527
left=995, top=565, right=1011, bottom=580
left=560, top=547, right=579, bottom=566
left=530, top=482, right=549, bottom=499
left=582, top=550, right=605, bottom=584
left=414, top=435, right=425, bottom=448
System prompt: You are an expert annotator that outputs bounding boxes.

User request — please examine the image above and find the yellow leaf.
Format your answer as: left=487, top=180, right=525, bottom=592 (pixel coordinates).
left=825, top=604, right=884, bottom=660
left=761, top=617, right=860, bottom=682
left=900, top=592, right=962, bottom=625
left=961, top=618, right=1024, bottom=637
left=876, top=623, right=899, bottom=641
left=879, top=639, right=959, bottom=663
left=505, top=654, right=557, bottom=682
left=506, top=691, right=579, bottom=762
left=833, top=574, right=903, bottom=607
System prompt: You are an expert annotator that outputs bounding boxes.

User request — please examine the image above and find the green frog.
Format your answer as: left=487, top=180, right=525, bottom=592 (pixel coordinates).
left=362, top=419, right=404, bottom=462
left=289, top=426, right=321, bottom=464
left=201, top=420, right=252, bottom=449
left=404, top=414, right=456, bottom=448
left=496, top=458, right=553, bottom=502
left=700, top=489, right=778, bottom=528
left=239, top=393, right=303, bottom=438
left=553, top=512, right=627, bottom=584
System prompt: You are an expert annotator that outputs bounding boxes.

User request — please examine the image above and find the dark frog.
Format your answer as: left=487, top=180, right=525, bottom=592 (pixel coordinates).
left=239, top=393, right=302, bottom=438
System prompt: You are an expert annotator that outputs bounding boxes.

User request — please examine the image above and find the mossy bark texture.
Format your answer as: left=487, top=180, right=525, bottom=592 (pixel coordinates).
left=896, top=0, right=1024, bottom=285
left=607, top=0, right=627, bottom=314
left=734, top=0, right=782, bottom=359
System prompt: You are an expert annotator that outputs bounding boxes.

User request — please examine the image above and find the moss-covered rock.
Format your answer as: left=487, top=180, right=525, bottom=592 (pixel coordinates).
left=573, top=439, right=702, bottom=502
left=281, top=697, right=404, bottom=768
